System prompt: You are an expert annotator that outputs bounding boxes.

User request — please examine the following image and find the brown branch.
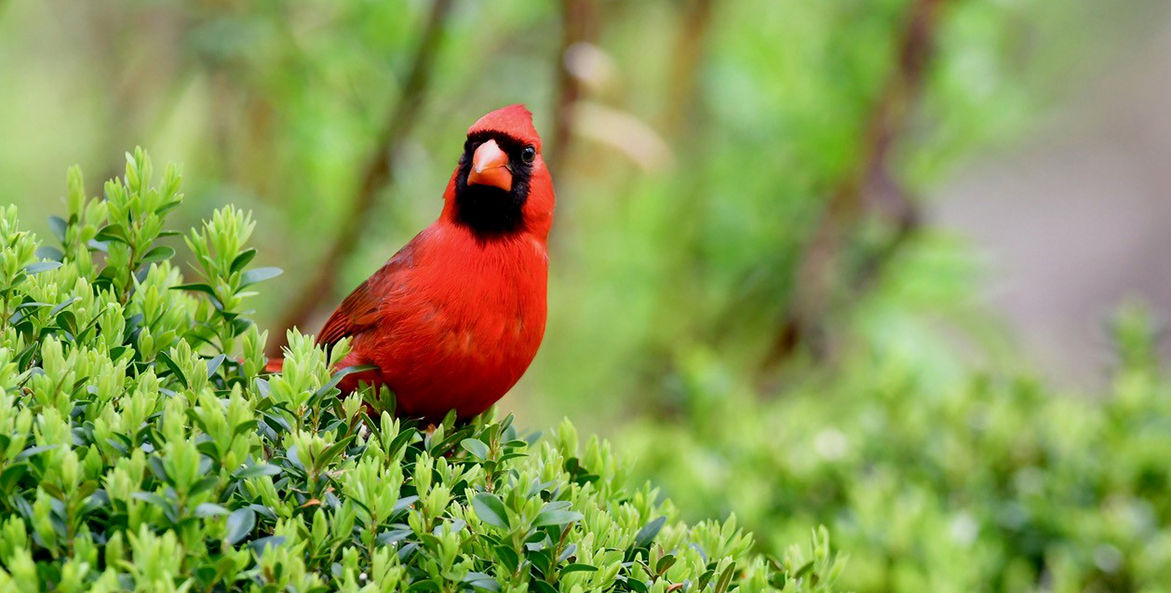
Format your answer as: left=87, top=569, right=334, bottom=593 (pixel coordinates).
left=546, top=0, right=597, bottom=175
left=661, top=0, right=717, bottom=138
left=268, top=0, right=455, bottom=355
left=761, top=0, right=946, bottom=368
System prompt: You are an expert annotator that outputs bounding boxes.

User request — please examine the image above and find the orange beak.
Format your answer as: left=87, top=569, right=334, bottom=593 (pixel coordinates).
left=467, top=139, right=512, bottom=192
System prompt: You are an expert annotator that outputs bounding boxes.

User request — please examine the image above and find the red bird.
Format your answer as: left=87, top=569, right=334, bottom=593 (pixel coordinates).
left=270, top=105, right=554, bottom=422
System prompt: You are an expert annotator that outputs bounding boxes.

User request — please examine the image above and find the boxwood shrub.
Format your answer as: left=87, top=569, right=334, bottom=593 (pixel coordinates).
left=628, top=307, right=1171, bottom=593
left=0, top=151, right=844, bottom=592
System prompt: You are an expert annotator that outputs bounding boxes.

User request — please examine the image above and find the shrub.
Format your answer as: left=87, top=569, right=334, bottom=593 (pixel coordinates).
left=628, top=308, right=1171, bottom=593
left=0, top=151, right=844, bottom=592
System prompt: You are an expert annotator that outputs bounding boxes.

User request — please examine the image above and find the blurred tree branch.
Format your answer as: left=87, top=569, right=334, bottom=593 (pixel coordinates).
left=268, top=0, right=455, bottom=355
left=762, top=0, right=946, bottom=369
left=547, top=0, right=597, bottom=175
left=662, top=0, right=717, bottom=137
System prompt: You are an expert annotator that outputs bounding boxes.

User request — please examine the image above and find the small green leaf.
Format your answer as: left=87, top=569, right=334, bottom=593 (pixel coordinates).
left=493, top=545, right=519, bottom=572
left=315, top=435, right=355, bottom=469
left=241, top=267, right=282, bottom=287
left=14, top=445, right=58, bottom=462
left=625, top=577, right=648, bottom=593
left=462, top=572, right=499, bottom=592
left=49, top=297, right=79, bottom=317
left=225, top=508, right=256, bottom=545
left=140, top=245, right=175, bottom=265
left=0, top=464, right=29, bottom=490
left=232, top=464, right=282, bottom=480
left=656, top=554, right=677, bottom=575
left=634, top=516, right=666, bottom=548
left=561, top=563, right=598, bottom=574
left=791, top=560, right=814, bottom=580
left=195, top=503, right=230, bottom=518
left=36, top=246, right=64, bottom=261
left=94, top=224, right=129, bottom=244
left=461, top=438, right=490, bottom=460
left=206, top=354, right=226, bottom=378
left=714, top=563, right=737, bottom=593
left=530, top=582, right=557, bottom=593
left=248, top=535, right=286, bottom=555
left=472, top=493, right=509, bottom=528
left=24, top=261, right=62, bottom=274
left=154, top=350, right=188, bottom=388
left=393, top=495, right=419, bottom=515
left=534, top=508, right=583, bottom=527
left=230, top=248, right=257, bottom=274
left=315, top=365, right=378, bottom=398
left=47, top=216, right=67, bottom=242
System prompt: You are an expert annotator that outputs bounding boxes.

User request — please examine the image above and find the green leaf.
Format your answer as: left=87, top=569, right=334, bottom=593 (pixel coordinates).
left=240, top=267, right=282, bottom=287
left=460, top=438, right=490, bottom=460
left=472, top=493, right=509, bottom=528
left=36, top=246, right=64, bottom=261
left=14, top=445, right=58, bottom=462
left=560, top=563, right=598, bottom=574
left=698, top=568, right=717, bottom=590
left=656, top=554, right=677, bottom=575
left=232, top=464, right=282, bottom=480
left=534, top=508, right=583, bottom=527
left=94, top=224, right=129, bottom=244
left=407, top=579, right=440, bottom=593
left=634, top=516, right=666, bottom=548
left=195, top=503, right=230, bottom=517
left=248, top=535, right=286, bottom=555
left=791, top=560, right=814, bottom=580
left=625, top=577, right=648, bottom=593
left=140, top=245, right=175, bottom=265
left=154, top=350, right=188, bottom=388
left=56, top=310, right=77, bottom=336
left=492, top=545, right=519, bottom=572
left=315, top=365, right=378, bottom=398
left=462, top=572, right=499, bottom=592
left=230, top=248, right=257, bottom=274
left=171, top=283, right=224, bottom=309
left=24, top=261, right=62, bottom=275
left=315, top=435, right=355, bottom=469
left=393, top=495, right=419, bottom=515
left=47, top=216, right=67, bottom=242
left=206, top=354, right=226, bottom=378
left=0, top=464, right=29, bottom=490
left=156, top=200, right=183, bottom=216
left=132, top=491, right=172, bottom=510
left=225, top=508, right=256, bottom=545
left=714, top=563, right=736, bottom=593
left=49, top=297, right=79, bottom=317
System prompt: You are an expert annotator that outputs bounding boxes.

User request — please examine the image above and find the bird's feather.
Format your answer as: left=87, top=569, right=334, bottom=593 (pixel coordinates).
left=317, top=240, right=416, bottom=349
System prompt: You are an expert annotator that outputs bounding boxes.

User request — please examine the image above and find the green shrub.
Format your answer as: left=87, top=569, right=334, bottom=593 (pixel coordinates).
left=628, top=310, right=1171, bottom=593
left=0, top=151, right=843, bottom=592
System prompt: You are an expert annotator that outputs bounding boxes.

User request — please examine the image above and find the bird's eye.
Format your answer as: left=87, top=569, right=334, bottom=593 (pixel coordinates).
left=521, top=146, right=536, bottom=164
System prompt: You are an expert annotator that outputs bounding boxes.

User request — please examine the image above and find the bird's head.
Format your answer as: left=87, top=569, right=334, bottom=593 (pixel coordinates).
left=443, top=105, right=555, bottom=241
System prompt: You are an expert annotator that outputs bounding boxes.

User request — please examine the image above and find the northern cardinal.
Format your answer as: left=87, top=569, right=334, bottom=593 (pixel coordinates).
left=268, top=105, right=554, bottom=422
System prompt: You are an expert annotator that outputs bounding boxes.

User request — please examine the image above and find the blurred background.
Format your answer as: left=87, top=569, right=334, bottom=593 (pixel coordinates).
left=3, top=1, right=1170, bottom=591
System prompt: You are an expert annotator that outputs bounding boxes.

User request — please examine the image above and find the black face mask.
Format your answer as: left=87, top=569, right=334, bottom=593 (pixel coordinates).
left=454, top=131, right=536, bottom=239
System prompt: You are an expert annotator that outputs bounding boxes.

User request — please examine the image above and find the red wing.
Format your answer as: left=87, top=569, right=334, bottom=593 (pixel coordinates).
left=316, top=239, right=418, bottom=350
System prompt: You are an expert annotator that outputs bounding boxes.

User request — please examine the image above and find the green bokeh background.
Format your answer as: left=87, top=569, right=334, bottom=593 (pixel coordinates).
left=3, top=1, right=1170, bottom=591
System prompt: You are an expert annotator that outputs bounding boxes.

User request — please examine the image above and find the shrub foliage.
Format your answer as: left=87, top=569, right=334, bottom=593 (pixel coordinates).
left=0, top=152, right=844, bottom=592
left=630, top=310, right=1171, bottom=593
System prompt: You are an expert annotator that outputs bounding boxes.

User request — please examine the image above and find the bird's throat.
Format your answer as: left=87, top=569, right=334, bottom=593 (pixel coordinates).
left=452, top=184, right=526, bottom=238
